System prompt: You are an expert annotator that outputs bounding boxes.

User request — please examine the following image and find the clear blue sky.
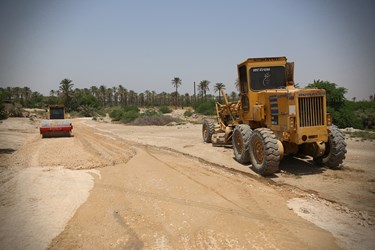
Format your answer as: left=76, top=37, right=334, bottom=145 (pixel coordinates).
left=1, top=0, right=374, bottom=100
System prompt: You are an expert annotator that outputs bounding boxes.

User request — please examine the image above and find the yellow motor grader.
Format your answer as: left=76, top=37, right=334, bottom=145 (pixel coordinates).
left=202, top=57, right=346, bottom=175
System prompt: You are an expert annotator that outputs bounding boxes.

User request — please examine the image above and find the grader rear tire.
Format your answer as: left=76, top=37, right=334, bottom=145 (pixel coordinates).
left=202, top=120, right=215, bottom=143
left=314, top=125, right=347, bottom=169
left=232, top=125, right=252, bottom=164
left=249, top=128, right=280, bottom=175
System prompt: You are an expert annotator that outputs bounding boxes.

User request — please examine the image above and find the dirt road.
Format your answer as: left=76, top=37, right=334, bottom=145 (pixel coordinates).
left=1, top=118, right=374, bottom=249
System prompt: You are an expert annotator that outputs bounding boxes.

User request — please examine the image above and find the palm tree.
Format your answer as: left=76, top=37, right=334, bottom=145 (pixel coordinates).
left=199, top=80, right=210, bottom=100
left=171, top=77, right=182, bottom=108
left=151, top=91, right=156, bottom=106
left=99, top=85, right=106, bottom=106
left=59, top=78, right=74, bottom=110
left=144, top=90, right=151, bottom=106
left=5, top=87, right=12, bottom=101
left=118, top=85, right=128, bottom=106
left=82, top=88, right=90, bottom=95
left=13, top=87, right=21, bottom=102
left=128, top=90, right=136, bottom=106
left=234, top=78, right=239, bottom=91
left=112, top=86, right=118, bottom=106
left=22, top=87, right=32, bottom=107
left=106, top=88, right=113, bottom=107
left=138, top=93, right=145, bottom=106
left=230, top=91, right=237, bottom=102
left=214, top=83, right=226, bottom=103
left=160, top=91, right=168, bottom=105
left=184, top=93, right=190, bottom=107
left=90, top=86, right=99, bottom=98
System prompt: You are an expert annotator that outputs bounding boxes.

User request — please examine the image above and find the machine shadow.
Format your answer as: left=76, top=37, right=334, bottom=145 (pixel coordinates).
left=0, top=148, right=16, bottom=154
left=275, top=156, right=325, bottom=176
left=232, top=155, right=325, bottom=178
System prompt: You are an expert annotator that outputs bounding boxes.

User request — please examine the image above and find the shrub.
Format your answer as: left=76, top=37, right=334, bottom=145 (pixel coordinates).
left=121, top=110, right=139, bottom=122
left=131, top=114, right=179, bottom=126
left=78, top=105, right=96, bottom=117
left=196, top=100, right=215, bottom=115
left=123, top=105, right=140, bottom=113
left=109, top=107, right=123, bottom=121
left=109, top=106, right=140, bottom=122
left=0, top=100, right=8, bottom=120
left=96, top=108, right=107, bottom=117
left=184, top=110, right=194, bottom=117
left=348, top=131, right=375, bottom=141
left=143, top=109, right=159, bottom=116
left=69, top=111, right=78, bottom=118
left=158, top=106, right=172, bottom=114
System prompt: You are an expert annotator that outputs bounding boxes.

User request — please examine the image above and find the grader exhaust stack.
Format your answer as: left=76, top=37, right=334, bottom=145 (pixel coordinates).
left=39, top=105, right=73, bottom=138
left=202, top=56, right=346, bottom=175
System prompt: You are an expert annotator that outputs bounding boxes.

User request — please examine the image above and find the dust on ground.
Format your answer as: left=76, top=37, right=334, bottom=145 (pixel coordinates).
left=0, top=117, right=374, bottom=249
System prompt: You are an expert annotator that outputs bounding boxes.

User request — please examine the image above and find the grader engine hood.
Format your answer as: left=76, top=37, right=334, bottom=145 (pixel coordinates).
left=256, top=88, right=328, bottom=144
left=293, top=89, right=327, bottom=127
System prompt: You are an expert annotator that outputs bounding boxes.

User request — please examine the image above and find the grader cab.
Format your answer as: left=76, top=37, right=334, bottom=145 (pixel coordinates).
left=202, top=57, right=346, bottom=175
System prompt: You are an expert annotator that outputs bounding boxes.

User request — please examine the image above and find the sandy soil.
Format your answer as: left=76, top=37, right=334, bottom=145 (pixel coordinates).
left=0, top=117, right=374, bottom=249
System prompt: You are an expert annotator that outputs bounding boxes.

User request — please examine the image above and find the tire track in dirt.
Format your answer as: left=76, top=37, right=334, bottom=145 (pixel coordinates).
left=143, top=146, right=251, bottom=214
left=29, top=138, right=42, bottom=167
left=74, top=125, right=136, bottom=166
left=143, top=147, right=309, bottom=249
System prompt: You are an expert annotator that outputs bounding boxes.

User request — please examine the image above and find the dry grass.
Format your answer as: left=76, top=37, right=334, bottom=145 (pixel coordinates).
left=131, top=115, right=180, bottom=126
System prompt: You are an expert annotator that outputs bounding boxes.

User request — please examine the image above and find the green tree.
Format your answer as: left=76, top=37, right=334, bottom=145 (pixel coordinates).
left=128, top=90, right=137, bottom=106
left=29, top=91, right=44, bottom=108
left=234, top=78, right=239, bottom=91
left=230, top=91, right=237, bottom=102
left=307, top=80, right=357, bottom=128
left=0, top=89, right=8, bottom=119
left=307, top=80, right=347, bottom=110
left=151, top=91, right=156, bottom=106
left=90, top=86, right=99, bottom=99
left=106, top=87, right=113, bottom=107
left=13, top=87, right=21, bottom=102
left=117, top=85, right=128, bottom=106
left=171, top=77, right=182, bottom=108
left=59, top=79, right=74, bottom=110
left=22, top=87, right=32, bottom=107
left=214, top=82, right=226, bottom=103
left=99, top=85, right=107, bottom=106
left=144, top=90, right=151, bottom=106
left=184, top=93, right=191, bottom=107
left=199, top=80, right=210, bottom=100
left=112, top=86, right=118, bottom=106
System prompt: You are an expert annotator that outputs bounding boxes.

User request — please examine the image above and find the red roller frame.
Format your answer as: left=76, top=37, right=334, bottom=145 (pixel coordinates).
left=40, top=125, right=73, bottom=134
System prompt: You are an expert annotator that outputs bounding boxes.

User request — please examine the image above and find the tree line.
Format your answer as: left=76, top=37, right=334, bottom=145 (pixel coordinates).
left=1, top=78, right=374, bottom=130
left=0, top=78, right=236, bottom=116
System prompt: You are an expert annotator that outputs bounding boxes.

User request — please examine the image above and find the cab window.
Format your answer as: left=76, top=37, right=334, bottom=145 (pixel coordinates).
left=250, top=66, right=286, bottom=91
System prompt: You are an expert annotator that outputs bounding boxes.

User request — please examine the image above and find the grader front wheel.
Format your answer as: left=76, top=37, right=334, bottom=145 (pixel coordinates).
left=249, top=128, right=281, bottom=175
left=314, top=125, right=347, bottom=169
left=202, top=120, right=215, bottom=143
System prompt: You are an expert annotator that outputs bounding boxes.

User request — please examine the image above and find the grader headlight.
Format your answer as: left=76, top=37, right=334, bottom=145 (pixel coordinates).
left=289, top=116, right=296, bottom=129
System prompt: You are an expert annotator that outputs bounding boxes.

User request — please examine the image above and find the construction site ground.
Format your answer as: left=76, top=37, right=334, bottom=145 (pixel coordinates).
left=0, top=117, right=374, bottom=249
